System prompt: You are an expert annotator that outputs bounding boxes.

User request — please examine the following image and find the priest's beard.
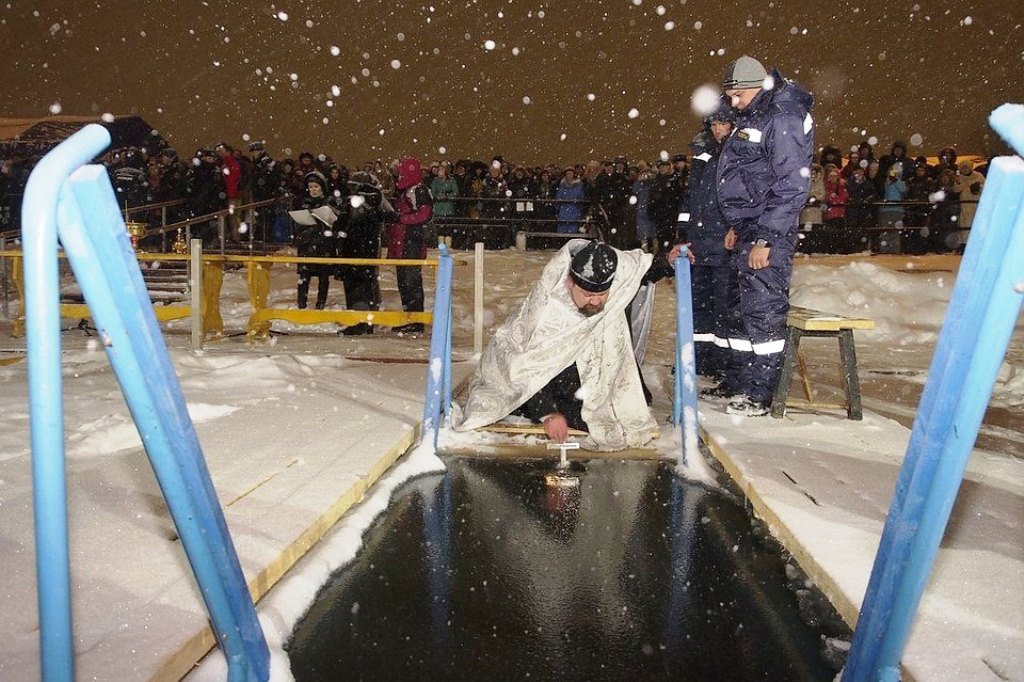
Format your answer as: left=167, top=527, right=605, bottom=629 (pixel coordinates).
left=578, top=301, right=605, bottom=317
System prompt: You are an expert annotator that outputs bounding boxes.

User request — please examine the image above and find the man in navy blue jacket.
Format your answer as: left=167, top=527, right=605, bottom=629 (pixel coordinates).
left=682, top=97, right=735, bottom=382
left=715, top=55, right=815, bottom=416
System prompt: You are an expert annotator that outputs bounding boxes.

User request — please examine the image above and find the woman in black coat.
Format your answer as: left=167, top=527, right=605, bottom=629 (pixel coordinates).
left=334, top=172, right=395, bottom=335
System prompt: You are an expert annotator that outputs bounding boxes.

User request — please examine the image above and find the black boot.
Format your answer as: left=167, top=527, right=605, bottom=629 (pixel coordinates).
left=393, top=322, right=425, bottom=334
left=341, top=322, right=374, bottom=336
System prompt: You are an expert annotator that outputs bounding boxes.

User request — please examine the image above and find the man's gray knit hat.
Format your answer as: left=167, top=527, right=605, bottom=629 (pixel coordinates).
left=722, top=55, right=767, bottom=89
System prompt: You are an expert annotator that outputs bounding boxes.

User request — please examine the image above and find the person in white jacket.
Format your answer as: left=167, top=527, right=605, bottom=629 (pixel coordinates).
left=954, top=161, right=985, bottom=248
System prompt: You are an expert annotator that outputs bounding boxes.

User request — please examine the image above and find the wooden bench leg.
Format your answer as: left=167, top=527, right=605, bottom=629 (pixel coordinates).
left=838, top=329, right=864, bottom=420
left=771, top=327, right=802, bottom=418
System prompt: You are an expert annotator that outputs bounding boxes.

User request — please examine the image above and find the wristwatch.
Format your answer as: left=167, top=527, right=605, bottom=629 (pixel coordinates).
left=754, top=238, right=771, bottom=248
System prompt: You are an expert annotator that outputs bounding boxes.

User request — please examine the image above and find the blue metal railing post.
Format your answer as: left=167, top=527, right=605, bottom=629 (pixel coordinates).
left=22, top=122, right=110, bottom=682
left=673, top=250, right=699, bottom=468
left=23, top=124, right=270, bottom=681
left=442, top=279, right=454, bottom=422
left=423, top=244, right=454, bottom=448
left=843, top=104, right=1024, bottom=681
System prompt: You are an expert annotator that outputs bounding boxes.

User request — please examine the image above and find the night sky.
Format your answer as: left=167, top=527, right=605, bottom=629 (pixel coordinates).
left=1, top=1, right=1020, bottom=165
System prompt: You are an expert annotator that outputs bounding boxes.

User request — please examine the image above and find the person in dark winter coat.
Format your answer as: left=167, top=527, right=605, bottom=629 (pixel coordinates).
left=903, top=163, right=935, bottom=254
left=684, top=98, right=735, bottom=381
left=293, top=171, right=338, bottom=310
left=716, top=55, right=814, bottom=416
left=845, top=167, right=877, bottom=252
left=186, top=148, right=227, bottom=245
left=931, top=146, right=958, bottom=180
left=878, top=141, right=914, bottom=182
left=387, top=157, right=433, bottom=334
left=647, top=159, right=684, bottom=254
left=592, top=160, right=633, bottom=249
left=109, top=149, right=152, bottom=209
left=481, top=161, right=512, bottom=249
left=819, top=145, right=843, bottom=172
left=334, top=171, right=394, bottom=335
left=926, top=168, right=961, bottom=253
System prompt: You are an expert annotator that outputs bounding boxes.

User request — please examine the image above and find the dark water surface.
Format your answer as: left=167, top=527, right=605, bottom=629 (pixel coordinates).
left=288, top=458, right=837, bottom=681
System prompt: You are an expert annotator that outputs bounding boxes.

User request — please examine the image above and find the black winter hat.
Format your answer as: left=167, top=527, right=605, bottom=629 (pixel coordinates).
left=569, top=242, right=618, bottom=293
left=704, top=96, right=736, bottom=126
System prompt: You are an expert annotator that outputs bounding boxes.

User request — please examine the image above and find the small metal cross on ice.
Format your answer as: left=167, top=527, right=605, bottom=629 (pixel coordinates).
left=546, top=441, right=580, bottom=470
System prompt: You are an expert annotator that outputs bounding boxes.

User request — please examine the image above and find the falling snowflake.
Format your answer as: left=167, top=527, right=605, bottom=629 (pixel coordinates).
left=49, top=102, right=62, bottom=114
left=628, top=108, right=639, bottom=119
left=390, top=59, right=401, bottom=69
left=330, top=46, right=340, bottom=56
left=276, top=11, right=288, bottom=21
left=484, top=39, right=496, bottom=50
left=690, top=84, right=720, bottom=116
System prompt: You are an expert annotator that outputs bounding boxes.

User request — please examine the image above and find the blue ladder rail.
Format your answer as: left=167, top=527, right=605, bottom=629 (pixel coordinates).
left=422, top=243, right=455, bottom=448
left=843, top=104, right=1024, bottom=680
left=673, top=248, right=699, bottom=468
left=22, top=124, right=269, bottom=682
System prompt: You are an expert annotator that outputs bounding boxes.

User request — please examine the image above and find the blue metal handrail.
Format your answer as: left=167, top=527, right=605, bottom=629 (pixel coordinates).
left=843, top=103, right=1024, bottom=681
left=423, top=243, right=455, bottom=447
left=673, top=248, right=699, bottom=468
left=23, top=124, right=269, bottom=681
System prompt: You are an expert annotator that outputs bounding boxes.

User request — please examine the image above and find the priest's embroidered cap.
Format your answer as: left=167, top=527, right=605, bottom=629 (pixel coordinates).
left=569, top=242, right=618, bottom=293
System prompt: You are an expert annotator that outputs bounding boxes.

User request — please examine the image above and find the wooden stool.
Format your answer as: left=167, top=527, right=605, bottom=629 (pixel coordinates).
left=771, top=307, right=875, bottom=420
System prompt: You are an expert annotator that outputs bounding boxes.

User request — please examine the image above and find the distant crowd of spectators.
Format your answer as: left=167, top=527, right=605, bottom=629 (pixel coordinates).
left=0, top=136, right=992, bottom=255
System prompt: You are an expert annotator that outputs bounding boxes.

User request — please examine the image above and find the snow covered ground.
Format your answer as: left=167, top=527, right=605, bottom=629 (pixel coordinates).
left=0, top=246, right=1021, bottom=680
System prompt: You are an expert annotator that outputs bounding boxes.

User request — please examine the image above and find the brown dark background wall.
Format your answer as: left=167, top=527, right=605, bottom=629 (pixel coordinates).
left=1, top=0, right=1019, bottom=163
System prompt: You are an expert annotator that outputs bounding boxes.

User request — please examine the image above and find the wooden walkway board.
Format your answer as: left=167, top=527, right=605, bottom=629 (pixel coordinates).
left=443, top=442, right=666, bottom=461
left=477, top=423, right=589, bottom=437
left=787, top=306, right=875, bottom=331
left=441, top=422, right=666, bottom=460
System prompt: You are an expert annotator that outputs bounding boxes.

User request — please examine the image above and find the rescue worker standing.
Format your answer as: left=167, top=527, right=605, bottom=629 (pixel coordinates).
left=683, top=97, right=735, bottom=383
left=716, top=55, right=815, bottom=416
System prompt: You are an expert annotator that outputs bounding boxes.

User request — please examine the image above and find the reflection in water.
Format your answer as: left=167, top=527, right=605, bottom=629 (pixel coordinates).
left=289, top=458, right=837, bottom=681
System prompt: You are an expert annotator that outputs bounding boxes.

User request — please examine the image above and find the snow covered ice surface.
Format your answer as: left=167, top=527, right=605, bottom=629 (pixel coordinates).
left=0, top=248, right=1020, bottom=680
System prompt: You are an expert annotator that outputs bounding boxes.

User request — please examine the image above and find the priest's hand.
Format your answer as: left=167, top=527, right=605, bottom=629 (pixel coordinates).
left=542, top=413, right=569, bottom=443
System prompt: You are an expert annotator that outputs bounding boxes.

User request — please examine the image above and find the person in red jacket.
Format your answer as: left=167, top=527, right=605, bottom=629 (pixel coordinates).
left=388, top=157, right=433, bottom=334
left=823, top=165, right=849, bottom=253
left=216, top=142, right=242, bottom=239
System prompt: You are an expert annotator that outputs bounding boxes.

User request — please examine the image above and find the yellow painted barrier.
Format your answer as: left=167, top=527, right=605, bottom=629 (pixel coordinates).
left=1, top=251, right=464, bottom=340
left=236, top=254, right=459, bottom=341
left=1, top=251, right=223, bottom=338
